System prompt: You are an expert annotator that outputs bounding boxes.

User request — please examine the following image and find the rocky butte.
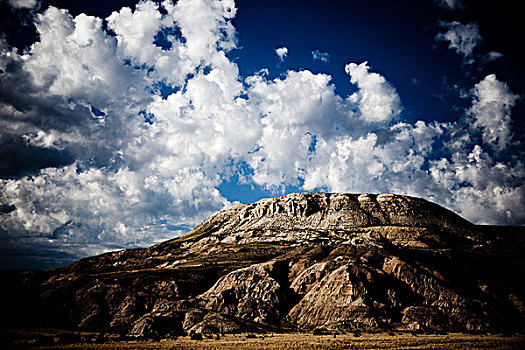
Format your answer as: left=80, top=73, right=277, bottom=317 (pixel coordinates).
left=1, top=193, right=524, bottom=340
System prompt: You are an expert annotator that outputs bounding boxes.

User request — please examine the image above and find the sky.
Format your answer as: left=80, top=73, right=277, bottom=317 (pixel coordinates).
left=0, top=0, right=523, bottom=269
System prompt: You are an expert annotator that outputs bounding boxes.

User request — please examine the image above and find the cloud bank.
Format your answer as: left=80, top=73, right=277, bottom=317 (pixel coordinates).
left=0, top=0, right=523, bottom=266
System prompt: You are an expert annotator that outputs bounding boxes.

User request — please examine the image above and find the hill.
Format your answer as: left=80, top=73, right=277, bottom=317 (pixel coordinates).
left=1, top=193, right=524, bottom=342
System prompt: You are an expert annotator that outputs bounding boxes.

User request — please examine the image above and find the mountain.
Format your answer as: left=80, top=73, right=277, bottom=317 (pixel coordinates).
left=2, top=193, right=524, bottom=339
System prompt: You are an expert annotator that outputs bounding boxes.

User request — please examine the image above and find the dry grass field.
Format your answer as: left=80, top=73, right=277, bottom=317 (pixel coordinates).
left=15, top=332, right=525, bottom=350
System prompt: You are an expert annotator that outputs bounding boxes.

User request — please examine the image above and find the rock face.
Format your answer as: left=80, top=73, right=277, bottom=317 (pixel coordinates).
left=198, top=261, right=286, bottom=324
left=166, top=193, right=476, bottom=249
left=1, top=193, right=524, bottom=336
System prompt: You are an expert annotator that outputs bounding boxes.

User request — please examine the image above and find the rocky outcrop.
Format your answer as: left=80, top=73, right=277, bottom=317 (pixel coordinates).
left=164, top=193, right=476, bottom=247
left=2, top=193, right=523, bottom=338
left=183, top=310, right=247, bottom=335
left=197, top=261, right=291, bottom=325
left=401, top=306, right=446, bottom=331
left=288, top=261, right=387, bottom=330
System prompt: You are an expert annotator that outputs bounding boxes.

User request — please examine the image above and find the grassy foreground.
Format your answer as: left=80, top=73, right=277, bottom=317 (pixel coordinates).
left=17, top=332, right=525, bottom=350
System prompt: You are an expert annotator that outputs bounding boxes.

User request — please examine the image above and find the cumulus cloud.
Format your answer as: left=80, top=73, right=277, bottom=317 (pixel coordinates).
left=0, top=0, right=242, bottom=262
left=345, top=62, right=402, bottom=123
left=429, top=146, right=524, bottom=224
left=304, top=75, right=523, bottom=224
left=275, top=46, right=288, bottom=61
left=436, top=21, right=482, bottom=63
left=243, top=66, right=523, bottom=224
left=418, top=75, right=522, bottom=224
left=245, top=70, right=345, bottom=188
left=312, top=50, right=329, bottom=63
left=467, top=74, right=518, bottom=151
left=0, top=0, right=523, bottom=267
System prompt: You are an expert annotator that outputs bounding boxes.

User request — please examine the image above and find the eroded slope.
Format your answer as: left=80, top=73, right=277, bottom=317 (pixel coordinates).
left=1, top=193, right=523, bottom=338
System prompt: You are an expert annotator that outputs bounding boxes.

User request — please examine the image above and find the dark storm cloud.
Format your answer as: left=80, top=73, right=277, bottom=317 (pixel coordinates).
left=0, top=49, right=119, bottom=177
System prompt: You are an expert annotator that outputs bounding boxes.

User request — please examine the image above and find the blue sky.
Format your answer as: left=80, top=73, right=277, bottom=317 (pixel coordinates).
left=0, top=0, right=523, bottom=269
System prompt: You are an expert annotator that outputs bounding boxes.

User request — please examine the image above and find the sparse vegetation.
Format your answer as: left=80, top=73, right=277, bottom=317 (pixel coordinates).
left=3, top=332, right=523, bottom=349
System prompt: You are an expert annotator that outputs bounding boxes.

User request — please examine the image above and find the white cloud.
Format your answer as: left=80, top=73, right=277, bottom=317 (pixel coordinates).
left=170, top=0, right=237, bottom=61
left=483, top=51, right=504, bottom=62
left=436, top=21, right=482, bottom=63
left=303, top=121, right=443, bottom=196
left=26, top=7, right=149, bottom=110
left=429, top=145, right=524, bottom=224
left=434, top=0, right=464, bottom=10
left=312, top=50, right=329, bottom=63
left=245, top=70, right=345, bottom=188
left=244, top=69, right=523, bottom=225
left=314, top=74, right=523, bottom=225
left=275, top=47, right=288, bottom=61
left=106, top=1, right=165, bottom=67
left=345, top=62, right=402, bottom=123
left=7, top=0, right=38, bottom=9
left=467, top=74, right=518, bottom=152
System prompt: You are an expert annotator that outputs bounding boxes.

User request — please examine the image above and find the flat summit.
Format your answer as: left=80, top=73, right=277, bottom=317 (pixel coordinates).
left=2, top=193, right=524, bottom=339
